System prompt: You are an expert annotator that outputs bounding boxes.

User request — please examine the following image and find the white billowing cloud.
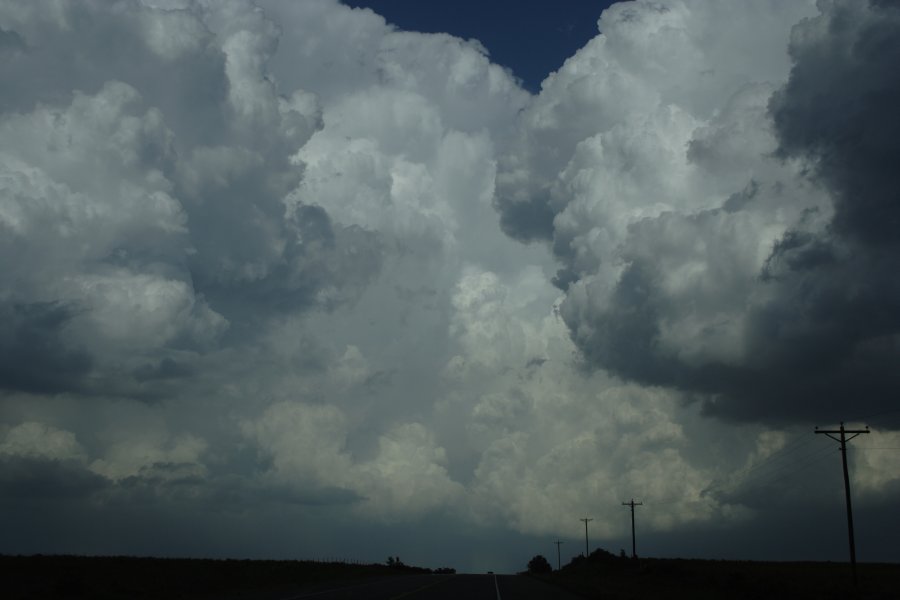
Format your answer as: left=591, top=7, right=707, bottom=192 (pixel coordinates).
left=243, top=401, right=354, bottom=486
left=496, top=0, right=816, bottom=239
left=525, top=0, right=818, bottom=266
left=355, top=422, right=464, bottom=518
left=64, top=270, right=224, bottom=353
left=445, top=266, right=551, bottom=374
left=496, top=0, right=900, bottom=426
left=0, top=0, right=375, bottom=391
left=0, top=420, right=109, bottom=503
left=438, top=264, right=722, bottom=539
left=90, top=430, right=208, bottom=481
left=0, top=81, right=227, bottom=361
left=0, top=82, right=183, bottom=273
left=137, top=2, right=209, bottom=62
left=287, top=38, right=523, bottom=253
left=853, top=430, right=900, bottom=495
left=465, top=377, right=722, bottom=540
left=261, top=0, right=526, bottom=132
left=0, top=422, right=87, bottom=462
left=244, top=401, right=462, bottom=519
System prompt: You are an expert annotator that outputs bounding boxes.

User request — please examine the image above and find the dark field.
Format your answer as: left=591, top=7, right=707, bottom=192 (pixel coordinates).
left=539, top=553, right=900, bottom=600
left=1, top=554, right=445, bottom=600
left=4, top=553, right=900, bottom=599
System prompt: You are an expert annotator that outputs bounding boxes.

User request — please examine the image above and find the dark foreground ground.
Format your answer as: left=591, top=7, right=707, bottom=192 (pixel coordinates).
left=540, top=552, right=900, bottom=600
left=0, top=555, right=581, bottom=599
left=1, top=555, right=450, bottom=600
left=4, top=554, right=900, bottom=599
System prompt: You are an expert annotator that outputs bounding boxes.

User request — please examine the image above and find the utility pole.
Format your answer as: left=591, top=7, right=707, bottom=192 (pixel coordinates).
left=579, top=518, right=593, bottom=557
left=815, top=422, right=869, bottom=586
left=553, top=540, right=563, bottom=571
left=622, top=499, right=643, bottom=559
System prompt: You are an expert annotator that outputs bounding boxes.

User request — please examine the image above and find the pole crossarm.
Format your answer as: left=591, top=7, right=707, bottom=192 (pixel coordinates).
left=816, top=429, right=868, bottom=443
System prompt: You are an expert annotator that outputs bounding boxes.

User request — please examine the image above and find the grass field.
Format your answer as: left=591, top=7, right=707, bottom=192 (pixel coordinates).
left=534, top=551, right=900, bottom=600
left=1, top=554, right=444, bottom=600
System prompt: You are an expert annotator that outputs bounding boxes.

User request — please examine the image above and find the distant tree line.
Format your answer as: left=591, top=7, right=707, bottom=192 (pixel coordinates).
left=527, top=547, right=633, bottom=574
left=527, top=555, right=552, bottom=574
left=386, top=556, right=455, bottom=574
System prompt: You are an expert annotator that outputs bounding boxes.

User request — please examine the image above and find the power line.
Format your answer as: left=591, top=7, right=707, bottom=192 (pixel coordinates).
left=703, top=435, right=812, bottom=493
left=739, top=435, right=816, bottom=477
left=709, top=442, right=833, bottom=497
left=737, top=435, right=822, bottom=481
left=739, top=444, right=835, bottom=490
left=731, top=439, right=833, bottom=487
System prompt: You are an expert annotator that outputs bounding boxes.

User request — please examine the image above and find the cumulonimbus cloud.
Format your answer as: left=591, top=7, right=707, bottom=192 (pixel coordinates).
left=2, top=0, right=899, bottom=565
left=496, top=0, right=900, bottom=427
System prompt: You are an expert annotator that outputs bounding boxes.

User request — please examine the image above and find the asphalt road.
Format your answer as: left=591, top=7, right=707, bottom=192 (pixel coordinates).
left=279, top=573, right=584, bottom=599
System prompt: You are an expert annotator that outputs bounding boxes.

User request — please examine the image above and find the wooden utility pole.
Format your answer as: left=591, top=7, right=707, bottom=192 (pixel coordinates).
left=815, top=422, right=869, bottom=585
left=622, top=499, right=643, bottom=559
left=553, top=540, right=564, bottom=571
left=579, top=518, right=593, bottom=557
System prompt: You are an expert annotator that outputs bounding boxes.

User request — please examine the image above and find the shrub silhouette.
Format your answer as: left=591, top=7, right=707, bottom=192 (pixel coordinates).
left=527, top=554, right=552, bottom=574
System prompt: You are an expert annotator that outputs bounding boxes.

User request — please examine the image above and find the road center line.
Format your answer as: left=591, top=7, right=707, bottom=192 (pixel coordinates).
left=494, top=573, right=502, bottom=600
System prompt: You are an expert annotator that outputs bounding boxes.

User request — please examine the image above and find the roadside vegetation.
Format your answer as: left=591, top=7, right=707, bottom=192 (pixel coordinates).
left=527, top=549, right=900, bottom=599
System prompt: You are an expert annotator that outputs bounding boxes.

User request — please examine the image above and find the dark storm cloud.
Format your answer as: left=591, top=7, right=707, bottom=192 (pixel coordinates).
left=0, top=303, right=92, bottom=394
left=494, top=187, right=555, bottom=243
left=0, top=455, right=108, bottom=499
left=0, top=27, right=24, bottom=55
left=726, top=0, right=900, bottom=423
left=507, top=0, right=900, bottom=427
left=119, top=462, right=208, bottom=488
left=194, top=206, right=383, bottom=322
left=0, top=0, right=382, bottom=403
left=770, top=0, right=900, bottom=244
left=248, top=481, right=363, bottom=507
left=565, top=228, right=900, bottom=426
left=645, top=493, right=900, bottom=563
left=96, top=464, right=363, bottom=511
left=133, top=357, right=193, bottom=382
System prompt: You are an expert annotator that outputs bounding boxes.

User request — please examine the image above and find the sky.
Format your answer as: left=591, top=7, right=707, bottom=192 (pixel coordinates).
left=342, top=0, right=618, bottom=92
left=1, top=0, right=899, bottom=575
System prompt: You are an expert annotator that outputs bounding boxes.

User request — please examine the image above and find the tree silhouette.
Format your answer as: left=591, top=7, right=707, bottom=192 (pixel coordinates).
left=527, top=554, right=552, bottom=574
